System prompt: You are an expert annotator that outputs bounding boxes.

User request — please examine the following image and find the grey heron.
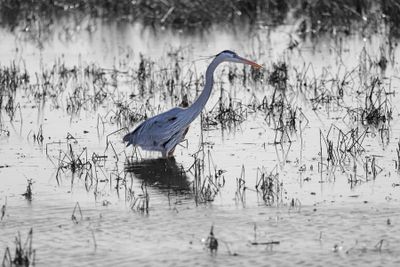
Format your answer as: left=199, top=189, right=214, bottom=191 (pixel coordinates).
left=123, top=50, right=262, bottom=158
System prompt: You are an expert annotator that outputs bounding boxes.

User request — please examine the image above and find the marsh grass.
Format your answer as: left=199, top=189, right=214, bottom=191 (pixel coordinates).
left=0, top=49, right=196, bottom=132
left=108, top=100, right=150, bottom=128
left=46, top=135, right=108, bottom=196
left=256, top=61, right=309, bottom=144
left=0, top=63, right=29, bottom=121
left=203, top=94, right=248, bottom=130
left=2, top=228, right=35, bottom=267
left=48, top=130, right=133, bottom=200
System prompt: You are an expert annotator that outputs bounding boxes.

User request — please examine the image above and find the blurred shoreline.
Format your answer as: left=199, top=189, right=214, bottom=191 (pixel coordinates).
left=1, top=0, right=399, bottom=37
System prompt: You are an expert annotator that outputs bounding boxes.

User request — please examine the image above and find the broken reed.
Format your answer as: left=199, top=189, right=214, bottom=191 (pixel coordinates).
left=396, top=141, right=400, bottom=172
left=319, top=125, right=382, bottom=184
left=2, top=228, right=35, bottom=267
left=255, top=166, right=284, bottom=206
left=71, top=202, right=83, bottom=224
left=22, top=179, right=34, bottom=201
left=188, top=148, right=225, bottom=205
left=346, top=76, right=393, bottom=127
left=235, top=165, right=246, bottom=204
left=319, top=125, right=367, bottom=170
left=129, top=182, right=150, bottom=213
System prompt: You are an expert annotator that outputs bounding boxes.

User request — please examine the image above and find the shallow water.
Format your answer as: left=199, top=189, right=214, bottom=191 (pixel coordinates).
left=1, top=17, right=400, bottom=266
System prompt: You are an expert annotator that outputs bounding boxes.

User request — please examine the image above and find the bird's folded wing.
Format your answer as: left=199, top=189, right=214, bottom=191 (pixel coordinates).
left=132, top=107, right=185, bottom=148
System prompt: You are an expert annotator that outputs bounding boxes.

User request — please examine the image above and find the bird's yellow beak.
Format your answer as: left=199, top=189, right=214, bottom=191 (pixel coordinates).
left=239, top=57, right=263, bottom=69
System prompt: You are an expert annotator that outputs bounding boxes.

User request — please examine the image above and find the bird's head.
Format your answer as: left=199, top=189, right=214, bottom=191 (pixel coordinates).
left=216, top=50, right=262, bottom=69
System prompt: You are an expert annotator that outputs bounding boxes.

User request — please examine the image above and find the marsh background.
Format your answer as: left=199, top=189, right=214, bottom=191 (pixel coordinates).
left=1, top=1, right=400, bottom=266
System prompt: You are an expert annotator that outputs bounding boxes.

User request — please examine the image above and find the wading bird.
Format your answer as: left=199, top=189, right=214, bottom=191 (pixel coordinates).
left=123, top=50, right=262, bottom=157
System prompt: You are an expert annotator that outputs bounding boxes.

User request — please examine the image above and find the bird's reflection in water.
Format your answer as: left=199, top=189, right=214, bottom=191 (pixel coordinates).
left=124, top=158, right=191, bottom=194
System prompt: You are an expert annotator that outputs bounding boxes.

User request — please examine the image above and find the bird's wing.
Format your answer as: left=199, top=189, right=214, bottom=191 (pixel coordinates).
left=126, top=107, right=187, bottom=149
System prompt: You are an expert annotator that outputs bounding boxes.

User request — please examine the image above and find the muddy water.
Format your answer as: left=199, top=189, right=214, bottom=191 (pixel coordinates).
left=1, top=18, right=400, bottom=266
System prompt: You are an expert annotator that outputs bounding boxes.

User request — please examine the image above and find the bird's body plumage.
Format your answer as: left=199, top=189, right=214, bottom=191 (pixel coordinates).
left=123, top=50, right=261, bottom=158
left=123, top=107, right=188, bottom=157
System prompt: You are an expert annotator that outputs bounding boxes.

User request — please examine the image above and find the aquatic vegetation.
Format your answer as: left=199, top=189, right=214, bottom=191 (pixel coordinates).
left=71, top=202, right=83, bottom=224
left=318, top=124, right=385, bottom=185
left=28, top=125, right=44, bottom=145
left=204, top=225, right=218, bottom=253
left=129, top=183, right=150, bottom=213
left=0, top=63, right=29, bottom=121
left=345, top=76, right=393, bottom=127
left=22, top=179, right=34, bottom=202
left=202, top=94, right=248, bottom=130
left=2, top=228, right=35, bottom=267
left=255, top=166, right=285, bottom=206
left=342, top=239, right=389, bottom=254
left=319, top=125, right=367, bottom=169
left=188, top=148, right=225, bottom=204
left=1, top=198, right=6, bottom=221
left=395, top=141, right=400, bottom=172
left=53, top=143, right=92, bottom=182
left=364, top=155, right=382, bottom=182
left=268, top=61, right=288, bottom=91
left=298, top=64, right=351, bottom=109
left=235, top=165, right=247, bottom=204
left=251, top=223, right=280, bottom=247
left=109, top=100, right=151, bottom=128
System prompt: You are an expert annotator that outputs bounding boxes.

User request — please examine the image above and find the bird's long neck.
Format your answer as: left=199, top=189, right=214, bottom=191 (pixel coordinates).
left=185, top=57, right=221, bottom=123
